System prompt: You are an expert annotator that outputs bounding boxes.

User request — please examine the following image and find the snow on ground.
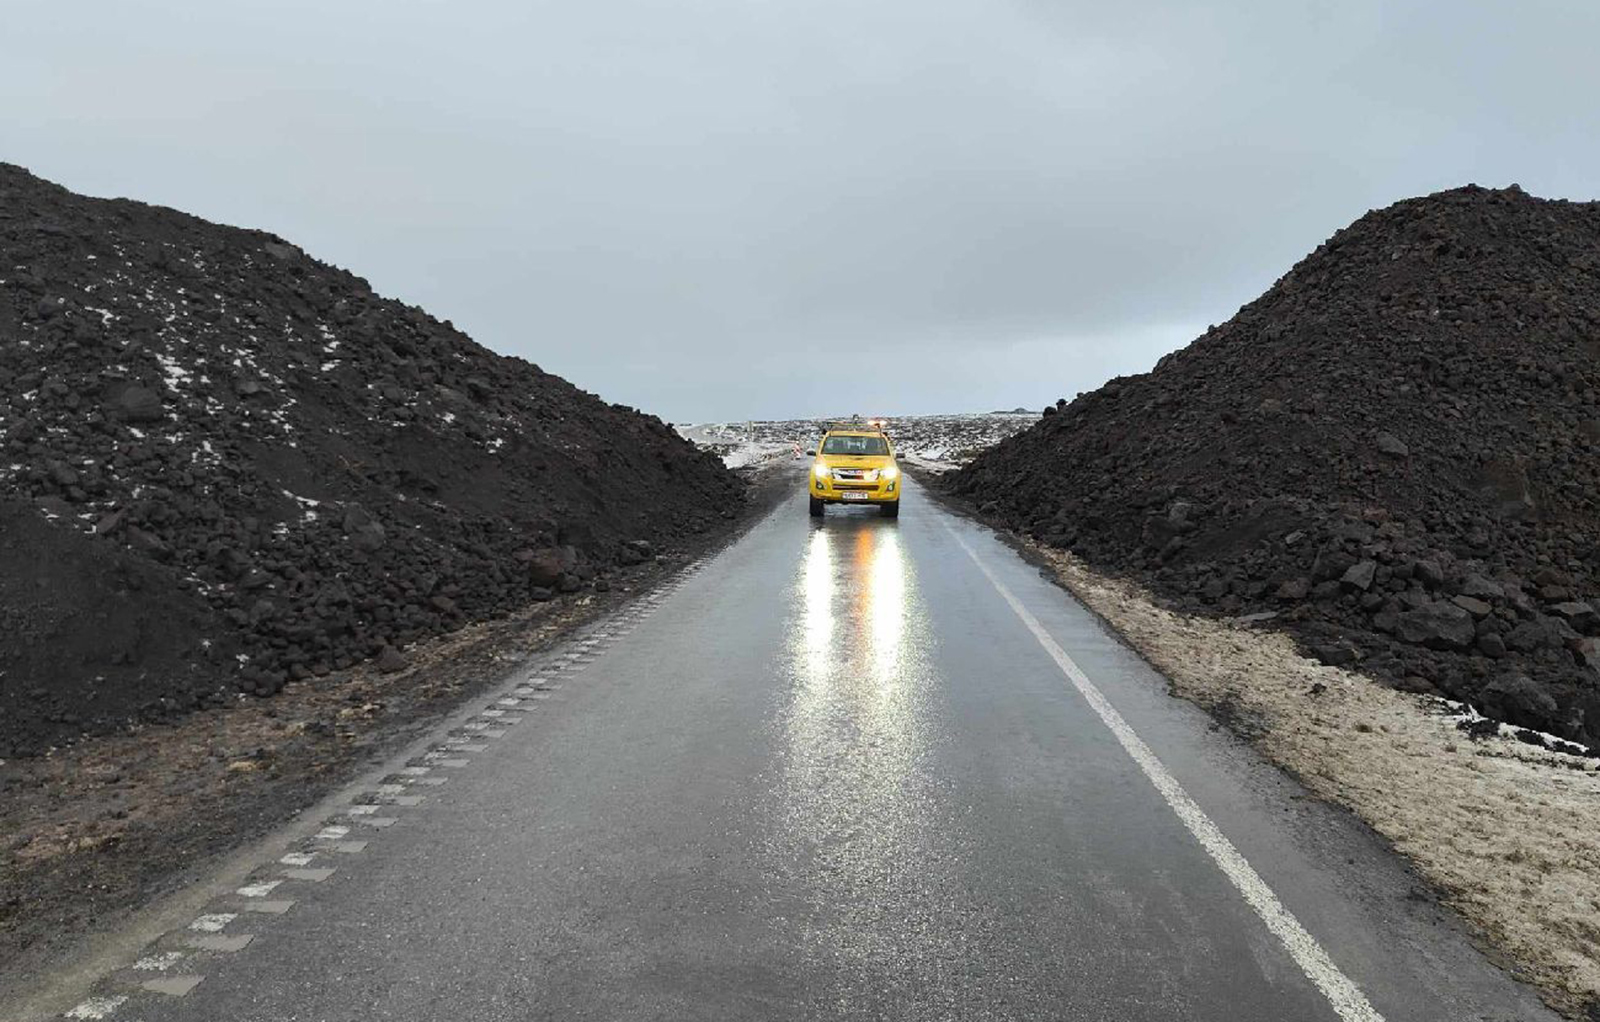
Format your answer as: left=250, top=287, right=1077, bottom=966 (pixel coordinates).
left=1033, top=542, right=1600, bottom=1016
left=678, top=423, right=797, bottom=470
left=682, top=412, right=1036, bottom=470
left=721, top=444, right=792, bottom=470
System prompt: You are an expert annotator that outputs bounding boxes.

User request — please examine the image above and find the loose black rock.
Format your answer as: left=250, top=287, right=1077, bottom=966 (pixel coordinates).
left=0, top=165, right=744, bottom=756
left=952, top=184, right=1600, bottom=747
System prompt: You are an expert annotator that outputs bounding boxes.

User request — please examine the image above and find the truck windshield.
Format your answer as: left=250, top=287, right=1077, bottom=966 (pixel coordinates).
left=822, top=435, right=889, bottom=455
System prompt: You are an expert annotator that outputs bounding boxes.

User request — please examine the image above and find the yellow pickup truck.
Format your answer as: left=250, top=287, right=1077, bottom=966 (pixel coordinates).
left=807, top=427, right=901, bottom=518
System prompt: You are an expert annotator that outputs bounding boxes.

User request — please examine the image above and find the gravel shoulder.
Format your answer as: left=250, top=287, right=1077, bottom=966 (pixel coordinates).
left=1040, top=544, right=1600, bottom=1018
left=0, top=463, right=792, bottom=1006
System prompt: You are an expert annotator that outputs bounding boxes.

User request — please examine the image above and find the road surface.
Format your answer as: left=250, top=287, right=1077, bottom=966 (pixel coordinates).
left=39, top=472, right=1555, bottom=1021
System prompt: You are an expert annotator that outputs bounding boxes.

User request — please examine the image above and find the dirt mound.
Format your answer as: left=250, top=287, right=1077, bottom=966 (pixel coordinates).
left=0, top=164, right=743, bottom=755
left=0, top=495, right=240, bottom=744
left=952, top=184, right=1600, bottom=749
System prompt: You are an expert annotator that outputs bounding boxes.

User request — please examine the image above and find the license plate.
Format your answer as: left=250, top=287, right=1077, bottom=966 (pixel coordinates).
left=840, top=491, right=870, bottom=501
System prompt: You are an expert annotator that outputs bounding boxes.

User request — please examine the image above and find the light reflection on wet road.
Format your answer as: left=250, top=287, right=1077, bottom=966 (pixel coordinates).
left=765, top=509, right=1268, bottom=1019
left=780, top=518, right=953, bottom=1012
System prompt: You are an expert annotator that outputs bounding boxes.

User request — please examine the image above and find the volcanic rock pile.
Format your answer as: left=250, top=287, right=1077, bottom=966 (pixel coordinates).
left=0, top=165, right=743, bottom=755
left=953, top=184, right=1600, bottom=748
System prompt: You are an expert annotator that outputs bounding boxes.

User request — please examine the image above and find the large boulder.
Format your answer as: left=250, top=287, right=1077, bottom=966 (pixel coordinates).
left=1459, top=574, right=1505, bottom=600
left=342, top=505, right=387, bottom=552
left=1340, top=560, right=1377, bottom=592
left=1549, top=601, right=1600, bottom=635
left=114, top=385, right=164, bottom=423
left=1504, top=616, right=1572, bottom=654
left=523, top=548, right=566, bottom=588
left=1394, top=601, right=1476, bottom=651
left=1476, top=674, right=1559, bottom=732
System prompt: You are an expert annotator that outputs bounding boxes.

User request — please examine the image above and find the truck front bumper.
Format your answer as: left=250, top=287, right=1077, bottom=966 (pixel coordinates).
left=811, top=476, right=900, bottom=504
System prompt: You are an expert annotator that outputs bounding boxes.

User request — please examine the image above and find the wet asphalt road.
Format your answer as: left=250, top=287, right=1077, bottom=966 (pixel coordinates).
left=81, top=472, right=1555, bottom=1021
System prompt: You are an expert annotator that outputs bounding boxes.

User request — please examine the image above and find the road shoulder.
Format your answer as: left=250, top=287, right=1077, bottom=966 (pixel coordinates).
left=913, top=468, right=1600, bottom=1019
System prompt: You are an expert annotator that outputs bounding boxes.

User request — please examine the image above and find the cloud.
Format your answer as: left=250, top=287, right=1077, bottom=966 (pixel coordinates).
left=5, top=0, right=1599, bottom=420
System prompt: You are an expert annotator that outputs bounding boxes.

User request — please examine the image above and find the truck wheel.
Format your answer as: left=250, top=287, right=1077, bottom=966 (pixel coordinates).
left=809, top=497, right=824, bottom=517
left=881, top=501, right=899, bottom=518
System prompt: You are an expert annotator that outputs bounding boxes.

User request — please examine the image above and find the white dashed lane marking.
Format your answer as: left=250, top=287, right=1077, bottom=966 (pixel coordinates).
left=53, top=581, right=690, bottom=1019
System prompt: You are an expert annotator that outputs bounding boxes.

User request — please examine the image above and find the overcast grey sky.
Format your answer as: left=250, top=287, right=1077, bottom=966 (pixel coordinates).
left=6, top=1, right=1599, bottom=421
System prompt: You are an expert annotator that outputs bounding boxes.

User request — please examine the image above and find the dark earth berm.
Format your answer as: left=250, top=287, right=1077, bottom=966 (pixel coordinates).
left=954, top=184, right=1600, bottom=750
left=0, top=165, right=743, bottom=756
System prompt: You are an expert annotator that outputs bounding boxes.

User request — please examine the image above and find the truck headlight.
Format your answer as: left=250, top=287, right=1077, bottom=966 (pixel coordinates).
left=813, top=463, right=829, bottom=479
left=881, top=465, right=899, bottom=480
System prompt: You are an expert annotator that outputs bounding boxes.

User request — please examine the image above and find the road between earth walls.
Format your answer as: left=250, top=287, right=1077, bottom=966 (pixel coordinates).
left=912, top=465, right=1600, bottom=1019
left=0, top=461, right=795, bottom=1013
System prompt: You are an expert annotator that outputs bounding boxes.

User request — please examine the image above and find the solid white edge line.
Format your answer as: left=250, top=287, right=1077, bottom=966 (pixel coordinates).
left=948, top=525, right=1385, bottom=1022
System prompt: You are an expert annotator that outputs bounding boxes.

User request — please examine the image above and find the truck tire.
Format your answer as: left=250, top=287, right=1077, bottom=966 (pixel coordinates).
left=881, top=501, right=899, bottom=519
left=809, top=496, right=824, bottom=517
